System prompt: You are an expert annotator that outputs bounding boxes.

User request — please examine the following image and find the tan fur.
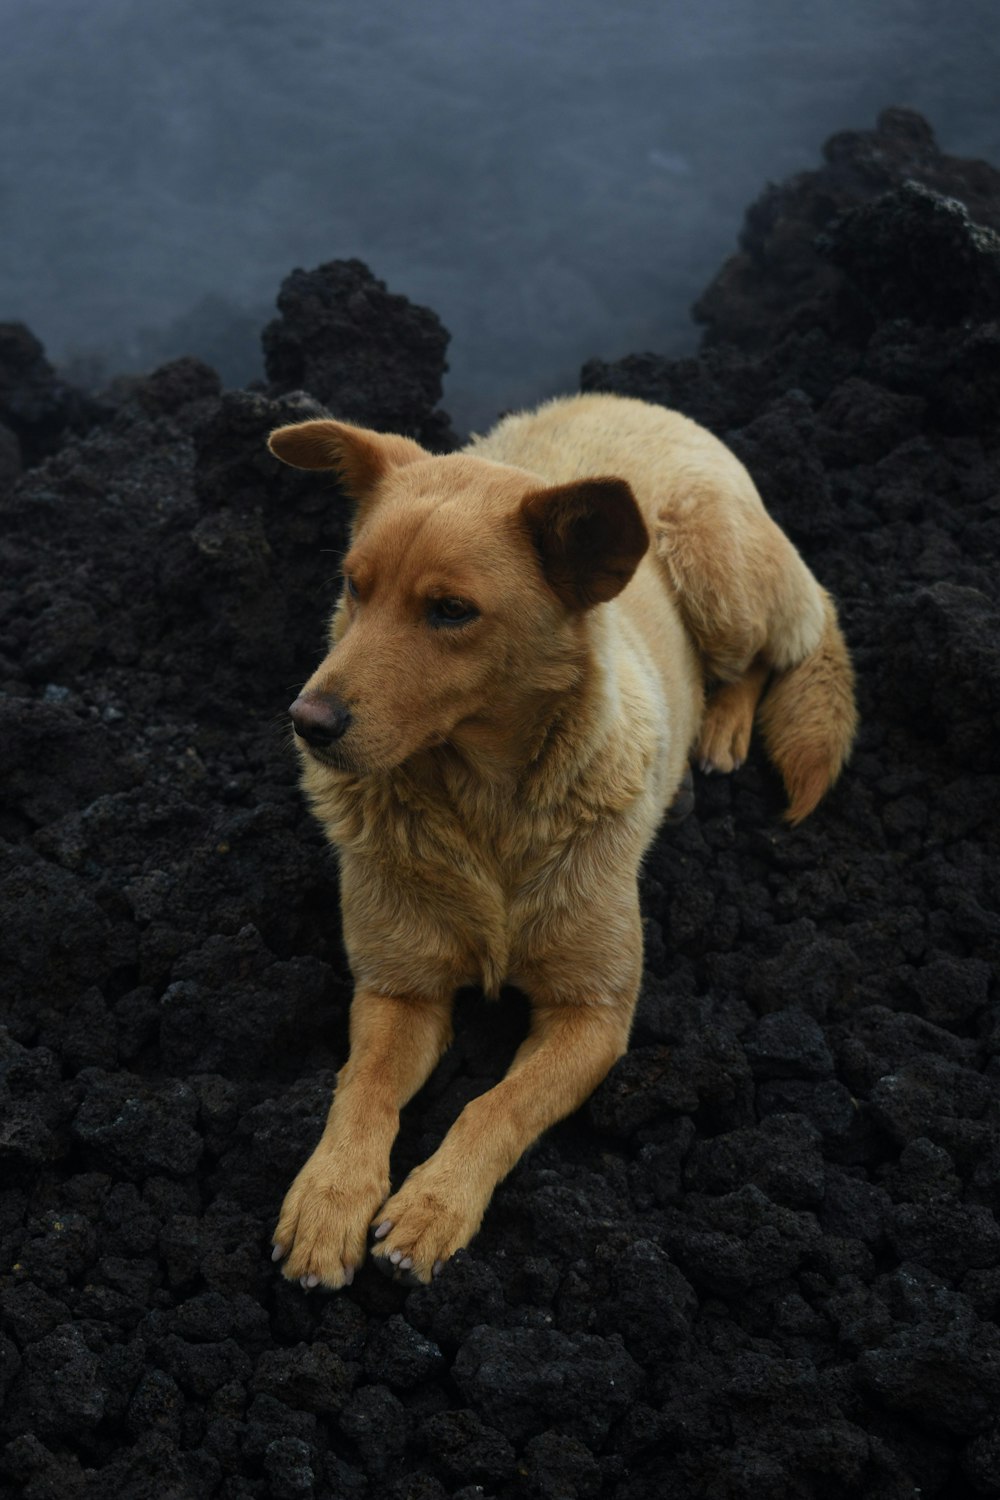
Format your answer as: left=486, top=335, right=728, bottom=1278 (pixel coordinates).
left=698, top=656, right=770, bottom=773
left=265, top=392, right=857, bottom=1287
left=758, top=588, right=859, bottom=823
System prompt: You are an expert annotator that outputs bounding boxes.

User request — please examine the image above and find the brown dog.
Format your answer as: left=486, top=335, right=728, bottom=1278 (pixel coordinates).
left=266, top=393, right=856, bottom=1288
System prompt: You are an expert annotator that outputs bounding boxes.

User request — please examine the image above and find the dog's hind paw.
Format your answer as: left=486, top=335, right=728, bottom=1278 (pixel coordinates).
left=697, top=667, right=765, bottom=774
left=698, top=710, right=751, bottom=774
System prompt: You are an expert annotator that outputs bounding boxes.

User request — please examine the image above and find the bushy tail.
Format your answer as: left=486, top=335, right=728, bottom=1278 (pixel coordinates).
left=758, top=589, right=858, bottom=825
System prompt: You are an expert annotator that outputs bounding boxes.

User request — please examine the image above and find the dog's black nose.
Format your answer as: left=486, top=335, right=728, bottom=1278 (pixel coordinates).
left=289, top=693, right=352, bottom=746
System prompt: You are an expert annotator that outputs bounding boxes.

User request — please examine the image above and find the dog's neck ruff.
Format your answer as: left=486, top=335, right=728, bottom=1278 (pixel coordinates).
left=300, top=610, right=661, bottom=860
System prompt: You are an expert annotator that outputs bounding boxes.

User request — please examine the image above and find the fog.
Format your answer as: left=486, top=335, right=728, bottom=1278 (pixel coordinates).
left=2, top=0, right=997, bottom=432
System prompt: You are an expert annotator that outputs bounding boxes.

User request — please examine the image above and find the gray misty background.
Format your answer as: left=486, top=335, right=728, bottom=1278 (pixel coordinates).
left=2, top=0, right=998, bottom=434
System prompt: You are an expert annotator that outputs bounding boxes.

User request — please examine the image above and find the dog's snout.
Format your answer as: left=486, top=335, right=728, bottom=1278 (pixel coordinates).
left=289, top=693, right=352, bottom=747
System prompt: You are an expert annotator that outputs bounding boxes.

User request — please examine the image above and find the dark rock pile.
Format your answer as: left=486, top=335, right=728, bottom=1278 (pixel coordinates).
left=2, top=110, right=998, bottom=1498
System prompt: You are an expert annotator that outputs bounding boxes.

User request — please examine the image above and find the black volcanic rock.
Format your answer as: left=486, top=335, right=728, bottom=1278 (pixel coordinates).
left=262, top=258, right=456, bottom=446
left=692, top=106, right=1000, bottom=351
left=821, top=180, right=1000, bottom=325
left=0, top=322, right=107, bottom=467
left=2, top=113, right=1000, bottom=1499
left=879, top=584, right=1000, bottom=771
left=452, top=1326, right=642, bottom=1447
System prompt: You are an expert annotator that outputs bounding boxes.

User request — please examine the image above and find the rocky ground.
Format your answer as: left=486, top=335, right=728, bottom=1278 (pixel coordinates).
left=1, top=107, right=998, bottom=1499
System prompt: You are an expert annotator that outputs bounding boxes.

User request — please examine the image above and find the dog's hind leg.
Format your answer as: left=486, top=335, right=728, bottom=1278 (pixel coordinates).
left=697, top=656, right=769, bottom=774
left=655, top=476, right=856, bottom=819
left=654, top=477, right=826, bottom=681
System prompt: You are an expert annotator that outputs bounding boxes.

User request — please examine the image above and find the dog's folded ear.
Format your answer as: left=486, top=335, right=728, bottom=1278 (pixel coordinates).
left=520, top=478, right=649, bottom=609
left=267, top=419, right=427, bottom=502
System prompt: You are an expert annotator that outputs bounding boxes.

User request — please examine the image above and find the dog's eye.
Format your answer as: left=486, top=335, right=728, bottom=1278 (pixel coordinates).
left=428, top=597, right=479, bottom=627
left=344, top=575, right=359, bottom=600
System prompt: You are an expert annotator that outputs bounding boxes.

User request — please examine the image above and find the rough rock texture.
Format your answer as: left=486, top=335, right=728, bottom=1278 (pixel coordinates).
left=2, top=120, right=999, bottom=1499
left=262, top=258, right=457, bottom=449
left=0, top=322, right=108, bottom=472
left=693, top=105, right=1000, bottom=351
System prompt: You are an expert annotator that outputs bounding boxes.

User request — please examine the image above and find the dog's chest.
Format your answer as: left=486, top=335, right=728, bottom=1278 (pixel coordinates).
left=311, top=737, right=656, bottom=1000
left=337, top=779, right=589, bottom=997
left=417, top=797, right=577, bottom=982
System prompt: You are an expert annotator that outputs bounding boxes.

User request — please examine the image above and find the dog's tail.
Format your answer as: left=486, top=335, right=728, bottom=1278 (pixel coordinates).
left=758, top=588, right=858, bottom=825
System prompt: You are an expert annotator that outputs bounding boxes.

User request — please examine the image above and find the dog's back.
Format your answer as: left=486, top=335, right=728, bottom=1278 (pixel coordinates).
left=471, top=393, right=857, bottom=822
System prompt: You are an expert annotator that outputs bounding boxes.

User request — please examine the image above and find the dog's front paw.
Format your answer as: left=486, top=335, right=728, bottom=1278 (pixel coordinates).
left=272, top=1150, right=389, bottom=1291
left=369, top=1168, right=483, bottom=1285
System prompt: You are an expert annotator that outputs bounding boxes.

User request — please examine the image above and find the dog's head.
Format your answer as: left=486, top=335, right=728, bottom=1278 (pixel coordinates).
left=268, top=418, right=649, bottom=774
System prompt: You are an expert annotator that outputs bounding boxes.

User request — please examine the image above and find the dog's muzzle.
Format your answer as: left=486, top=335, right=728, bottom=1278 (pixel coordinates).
left=289, top=692, right=352, bottom=748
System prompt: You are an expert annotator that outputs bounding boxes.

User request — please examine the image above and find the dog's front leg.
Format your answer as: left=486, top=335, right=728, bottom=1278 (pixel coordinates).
left=273, top=988, right=453, bottom=1289
left=371, top=999, right=631, bottom=1283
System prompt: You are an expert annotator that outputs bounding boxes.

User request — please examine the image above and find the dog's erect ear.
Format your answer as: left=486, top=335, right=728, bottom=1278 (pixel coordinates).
left=267, top=419, right=427, bottom=502
left=520, top=478, right=649, bottom=609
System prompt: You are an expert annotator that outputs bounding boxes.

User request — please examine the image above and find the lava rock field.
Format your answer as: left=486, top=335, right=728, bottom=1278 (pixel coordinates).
left=1, top=109, right=998, bottom=1499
